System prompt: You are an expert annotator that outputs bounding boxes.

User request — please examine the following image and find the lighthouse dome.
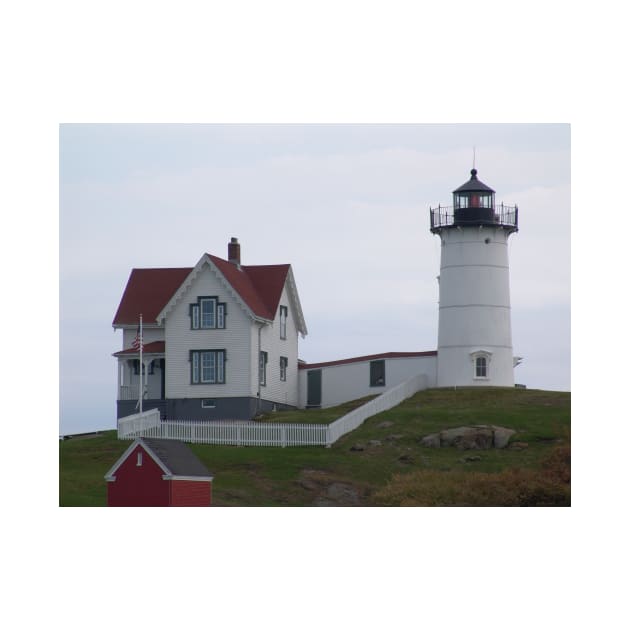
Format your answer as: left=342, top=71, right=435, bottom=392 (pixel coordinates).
left=452, top=168, right=495, bottom=194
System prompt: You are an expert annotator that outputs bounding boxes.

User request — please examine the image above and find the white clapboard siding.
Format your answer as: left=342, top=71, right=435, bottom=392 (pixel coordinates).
left=299, top=355, right=437, bottom=409
left=165, top=260, right=253, bottom=399
left=254, top=283, right=300, bottom=406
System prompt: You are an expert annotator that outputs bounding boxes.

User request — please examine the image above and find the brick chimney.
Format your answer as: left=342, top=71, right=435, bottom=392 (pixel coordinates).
left=228, top=237, right=241, bottom=267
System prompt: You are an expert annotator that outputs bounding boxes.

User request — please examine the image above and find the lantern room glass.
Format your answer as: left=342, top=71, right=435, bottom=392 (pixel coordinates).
left=454, top=192, right=494, bottom=209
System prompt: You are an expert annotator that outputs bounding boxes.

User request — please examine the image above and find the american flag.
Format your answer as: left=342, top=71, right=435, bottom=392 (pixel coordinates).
left=131, top=324, right=143, bottom=351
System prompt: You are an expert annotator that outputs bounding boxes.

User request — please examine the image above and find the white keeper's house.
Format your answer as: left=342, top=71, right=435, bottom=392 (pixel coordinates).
left=113, top=169, right=520, bottom=421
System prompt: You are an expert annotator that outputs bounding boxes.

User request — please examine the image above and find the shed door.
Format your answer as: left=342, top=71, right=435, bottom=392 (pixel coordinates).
left=307, top=369, right=322, bottom=408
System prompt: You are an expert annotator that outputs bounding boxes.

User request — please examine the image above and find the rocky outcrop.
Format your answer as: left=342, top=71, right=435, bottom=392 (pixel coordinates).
left=421, top=425, right=517, bottom=450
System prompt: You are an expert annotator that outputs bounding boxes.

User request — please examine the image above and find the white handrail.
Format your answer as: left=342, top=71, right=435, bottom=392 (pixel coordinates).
left=326, top=373, right=427, bottom=445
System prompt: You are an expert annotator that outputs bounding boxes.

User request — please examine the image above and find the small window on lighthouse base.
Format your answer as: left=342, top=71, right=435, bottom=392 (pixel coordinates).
left=471, top=351, right=491, bottom=380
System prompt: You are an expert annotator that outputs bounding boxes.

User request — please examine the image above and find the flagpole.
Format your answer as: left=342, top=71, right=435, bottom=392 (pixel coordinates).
left=139, top=313, right=143, bottom=414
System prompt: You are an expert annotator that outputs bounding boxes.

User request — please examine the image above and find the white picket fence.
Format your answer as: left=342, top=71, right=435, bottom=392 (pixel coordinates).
left=117, top=373, right=428, bottom=447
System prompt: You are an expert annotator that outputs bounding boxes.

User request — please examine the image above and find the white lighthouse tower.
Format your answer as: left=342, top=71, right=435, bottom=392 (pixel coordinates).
left=430, top=169, right=519, bottom=387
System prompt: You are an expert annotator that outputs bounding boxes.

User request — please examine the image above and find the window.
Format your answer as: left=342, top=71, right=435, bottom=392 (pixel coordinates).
left=455, top=194, right=469, bottom=208
left=201, top=298, right=215, bottom=328
left=475, top=356, right=487, bottom=378
left=201, top=399, right=216, bottom=408
left=190, top=350, right=226, bottom=384
left=370, top=360, right=386, bottom=387
left=136, top=452, right=143, bottom=466
left=280, top=356, right=288, bottom=381
left=279, top=305, right=288, bottom=339
left=190, top=297, right=226, bottom=329
left=259, top=351, right=268, bottom=386
left=471, top=351, right=491, bottom=379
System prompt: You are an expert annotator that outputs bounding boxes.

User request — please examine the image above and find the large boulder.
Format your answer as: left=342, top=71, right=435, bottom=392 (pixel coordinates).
left=492, top=426, right=516, bottom=449
left=420, top=433, right=441, bottom=448
left=440, top=426, right=494, bottom=450
left=420, top=425, right=517, bottom=450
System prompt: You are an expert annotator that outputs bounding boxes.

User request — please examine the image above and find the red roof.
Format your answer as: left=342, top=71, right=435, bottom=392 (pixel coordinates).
left=113, top=341, right=166, bottom=356
left=113, top=268, right=192, bottom=326
left=208, top=255, right=289, bottom=321
left=113, top=255, right=290, bottom=326
left=298, top=351, right=437, bottom=370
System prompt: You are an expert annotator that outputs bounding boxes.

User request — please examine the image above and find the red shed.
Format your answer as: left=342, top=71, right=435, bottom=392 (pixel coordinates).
left=105, top=438, right=213, bottom=506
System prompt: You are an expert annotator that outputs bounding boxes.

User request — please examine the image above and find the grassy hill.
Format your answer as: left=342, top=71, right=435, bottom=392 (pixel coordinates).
left=59, top=387, right=570, bottom=507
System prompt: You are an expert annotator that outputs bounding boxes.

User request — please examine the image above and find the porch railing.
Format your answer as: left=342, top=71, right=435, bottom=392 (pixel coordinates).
left=118, top=385, right=140, bottom=401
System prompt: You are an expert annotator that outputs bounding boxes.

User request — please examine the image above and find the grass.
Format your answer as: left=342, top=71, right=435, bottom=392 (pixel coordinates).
left=59, top=387, right=570, bottom=507
left=255, top=395, right=377, bottom=424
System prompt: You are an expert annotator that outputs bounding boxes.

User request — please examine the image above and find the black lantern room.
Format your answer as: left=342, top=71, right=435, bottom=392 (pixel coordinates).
left=429, top=169, right=518, bottom=234
left=453, top=169, right=495, bottom=224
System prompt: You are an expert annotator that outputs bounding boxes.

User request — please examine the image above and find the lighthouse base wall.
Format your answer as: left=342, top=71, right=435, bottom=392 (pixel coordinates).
left=437, top=347, right=514, bottom=388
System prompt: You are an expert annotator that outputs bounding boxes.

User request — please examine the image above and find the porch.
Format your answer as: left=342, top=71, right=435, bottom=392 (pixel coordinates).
left=113, top=342, right=166, bottom=403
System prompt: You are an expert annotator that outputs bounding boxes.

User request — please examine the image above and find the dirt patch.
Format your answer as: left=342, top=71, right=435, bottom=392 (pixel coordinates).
left=297, top=469, right=365, bottom=506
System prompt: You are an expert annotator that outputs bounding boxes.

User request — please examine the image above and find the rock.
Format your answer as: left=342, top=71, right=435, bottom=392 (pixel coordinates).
left=326, top=483, right=360, bottom=505
left=508, top=441, right=529, bottom=450
left=441, top=426, right=494, bottom=450
left=298, top=478, right=319, bottom=491
left=421, top=426, right=521, bottom=450
left=377, top=421, right=394, bottom=428
left=350, top=443, right=366, bottom=451
left=459, top=429, right=493, bottom=450
left=493, top=426, right=516, bottom=449
left=421, top=433, right=441, bottom=448
left=439, top=427, right=473, bottom=447
left=385, top=434, right=405, bottom=442
left=460, top=455, right=482, bottom=463
left=368, top=439, right=382, bottom=447
left=398, top=454, right=414, bottom=464
left=313, top=497, right=336, bottom=507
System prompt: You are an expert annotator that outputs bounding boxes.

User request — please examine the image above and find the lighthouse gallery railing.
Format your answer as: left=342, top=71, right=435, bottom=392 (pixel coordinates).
left=430, top=203, right=518, bottom=232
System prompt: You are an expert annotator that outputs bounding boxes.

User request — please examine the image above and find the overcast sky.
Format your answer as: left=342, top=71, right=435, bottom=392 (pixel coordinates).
left=59, top=123, right=570, bottom=435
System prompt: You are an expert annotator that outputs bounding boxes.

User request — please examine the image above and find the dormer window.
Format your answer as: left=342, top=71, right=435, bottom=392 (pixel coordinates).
left=190, top=297, right=226, bottom=330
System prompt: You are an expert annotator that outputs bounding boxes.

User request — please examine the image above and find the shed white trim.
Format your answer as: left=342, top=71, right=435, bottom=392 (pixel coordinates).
left=104, top=438, right=171, bottom=481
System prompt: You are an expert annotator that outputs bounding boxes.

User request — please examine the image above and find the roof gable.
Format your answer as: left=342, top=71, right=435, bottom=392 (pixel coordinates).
left=104, top=438, right=213, bottom=481
left=113, top=251, right=306, bottom=334
left=208, top=255, right=288, bottom=321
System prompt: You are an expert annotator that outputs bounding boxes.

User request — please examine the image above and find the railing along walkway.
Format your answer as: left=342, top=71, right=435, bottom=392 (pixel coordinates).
left=117, top=373, right=428, bottom=447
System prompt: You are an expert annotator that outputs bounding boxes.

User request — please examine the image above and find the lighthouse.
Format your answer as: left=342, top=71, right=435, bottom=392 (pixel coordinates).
left=430, top=169, right=519, bottom=387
